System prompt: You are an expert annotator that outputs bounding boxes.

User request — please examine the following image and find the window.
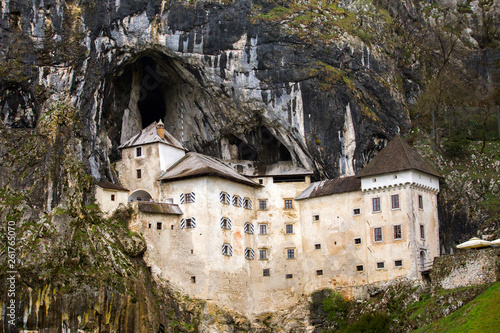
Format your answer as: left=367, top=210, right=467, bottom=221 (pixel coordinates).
left=372, top=197, right=381, bottom=212
left=232, top=195, right=242, bottom=207
left=353, top=208, right=361, bottom=216
left=391, top=194, right=400, bottom=209
left=374, top=227, right=383, bottom=242
left=377, top=262, right=385, bottom=269
left=136, top=169, right=142, bottom=179
left=243, top=198, right=253, bottom=209
left=394, top=260, right=403, bottom=267
left=286, top=274, right=293, bottom=279
left=148, top=223, right=152, bottom=229
left=285, top=224, right=294, bottom=234
left=259, top=200, right=267, bottom=210
left=372, top=178, right=377, bottom=183
left=420, top=225, right=425, bottom=239
left=156, top=222, right=162, bottom=230
left=315, top=243, right=321, bottom=250
left=136, top=147, right=142, bottom=157
left=259, top=249, right=267, bottom=260
left=181, top=218, right=196, bottom=229
left=171, top=225, right=174, bottom=230
left=313, top=214, right=320, bottom=222
left=263, top=268, right=270, bottom=276
left=220, top=192, right=230, bottom=204
left=393, top=225, right=402, bottom=240
left=356, top=265, right=364, bottom=272
left=220, top=217, right=232, bottom=230
left=244, top=222, right=254, bottom=234
left=284, top=199, right=293, bottom=209
left=418, top=195, right=423, bottom=209
left=316, top=270, right=323, bottom=276
left=245, top=248, right=255, bottom=260
left=259, top=179, right=264, bottom=185
left=393, top=174, right=398, bottom=179
left=180, top=192, right=195, bottom=204
left=111, top=194, right=115, bottom=201
left=259, top=224, right=267, bottom=235
left=222, top=243, right=233, bottom=256
left=191, top=276, right=196, bottom=283
left=287, top=248, right=295, bottom=259
left=354, top=237, right=362, bottom=245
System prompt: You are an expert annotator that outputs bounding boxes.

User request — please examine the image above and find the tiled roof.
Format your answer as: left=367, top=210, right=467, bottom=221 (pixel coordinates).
left=158, top=152, right=261, bottom=187
left=138, top=202, right=183, bottom=215
left=356, top=136, right=442, bottom=178
left=118, top=121, right=184, bottom=150
left=95, top=180, right=129, bottom=191
left=295, top=176, right=360, bottom=200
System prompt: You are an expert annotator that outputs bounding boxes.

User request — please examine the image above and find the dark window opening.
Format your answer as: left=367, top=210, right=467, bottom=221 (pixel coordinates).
left=273, top=176, right=306, bottom=183
left=286, top=274, right=293, bottom=279
left=157, top=222, right=162, bottom=230
left=356, top=265, right=364, bottom=272
left=316, top=270, right=323, bottom=276
left=137, top=57, right=167, bottom=129
left=111, top=194, right=115, bottom=201
left=191, top=276, right=196, bottom=283
left=263, top=268, right=270, bottom=276
left=315, top=244, right=321, bottom=250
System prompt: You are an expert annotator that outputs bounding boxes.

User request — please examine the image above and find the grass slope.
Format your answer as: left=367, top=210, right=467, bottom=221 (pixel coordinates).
left=415, top=281, right=500, bottom=333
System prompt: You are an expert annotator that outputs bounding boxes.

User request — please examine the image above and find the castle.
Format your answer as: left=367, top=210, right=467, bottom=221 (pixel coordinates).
left=95, top=121, right=441, bottom=316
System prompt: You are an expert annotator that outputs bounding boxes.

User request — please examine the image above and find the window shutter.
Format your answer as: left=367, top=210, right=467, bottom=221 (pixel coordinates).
left=220, top=217, right=224, bottom=228
left=190, top=217, right=196, bottom=228
left=191, top=192, right=195, bottom=203
left=245, top=248, right=255, bottom=259
left=226, top=194, right=231, bottom=205
left=219, top=192, right=224, bottom=203
left=180, top=193, right=185, bottom=204
left=250, top=223, right=254, bottom=234
left=248, top=199, right=253, bottom=209
left=227, top=218, right=232, bottom=229
left=238, top=197, right=243, bottom=207
left=221, top=244, right=226, bottom=255
left=228, top=245, right=233, bottom=256
left=180, top=218, right=186, bottom=229
left=232, top=195, right=237, bottom=206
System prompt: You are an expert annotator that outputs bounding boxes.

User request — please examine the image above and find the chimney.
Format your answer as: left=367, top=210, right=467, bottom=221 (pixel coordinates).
left=156, top=119, right=165, bottom=139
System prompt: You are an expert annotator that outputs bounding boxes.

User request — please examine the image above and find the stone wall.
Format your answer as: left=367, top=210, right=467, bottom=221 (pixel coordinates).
left=431, top=247, right=500, bottom=290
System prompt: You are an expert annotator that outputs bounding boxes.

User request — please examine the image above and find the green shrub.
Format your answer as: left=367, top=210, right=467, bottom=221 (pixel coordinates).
left=322, top=291, right=350, bottom=326
left=341, top=312, right=391, bottom=333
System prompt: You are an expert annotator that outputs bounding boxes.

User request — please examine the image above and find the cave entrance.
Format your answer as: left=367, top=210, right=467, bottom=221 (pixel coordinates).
left=137, top=57, right=167, bottom=129
left=226, top=127, right=293, bottom=163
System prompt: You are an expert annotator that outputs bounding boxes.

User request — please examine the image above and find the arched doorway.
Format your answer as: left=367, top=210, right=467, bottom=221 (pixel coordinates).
left=128, top=190, right=153, bottom=202
left=420, top=250, right=427, bottom=271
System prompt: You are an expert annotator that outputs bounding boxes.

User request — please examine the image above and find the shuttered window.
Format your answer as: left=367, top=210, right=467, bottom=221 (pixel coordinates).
left=244, top=222, right=254, bottom=234
left=220, top=192, right=230, bottom=204
left=244, top=248, right=255, bottom=260
left=222, top=243, right=233, bottom=256
left=180, top=192, right=195, bottom=204
left=180, top=217, right=196, bottom=229
left=220, top=217, right=232, bottom=230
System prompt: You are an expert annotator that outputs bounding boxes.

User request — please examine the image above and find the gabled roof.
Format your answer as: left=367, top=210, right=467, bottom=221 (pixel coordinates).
left=158, top=152, right=261, bottom=187
left=118, top=121, right=184, bottom=150
left=138, top=202, right=183, bottom=215
left=356, top=136, right=442, bottom=178
left=95, top=180, right=129, bottom=191
left=295, top=176, right=360, bottom=200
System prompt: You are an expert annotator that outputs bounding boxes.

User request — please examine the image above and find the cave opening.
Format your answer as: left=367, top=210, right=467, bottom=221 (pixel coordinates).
left=137, top=57, right=167, bottom=128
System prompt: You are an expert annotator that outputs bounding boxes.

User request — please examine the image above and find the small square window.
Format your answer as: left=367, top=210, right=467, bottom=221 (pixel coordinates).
left=259, top=200, right=267, bottom=210
left=259, top=249, right=267, bottom=260
left=171, top=225, right=174, bottom=230
left=259, top=179, right=264, bottom=185
left=420, top=225, right=425, bottom=239
left=136, top=147, right=142, bottom=157
left=156, top=222, right=162, bottom=230
left=374, top=227, right=383, bottom=242
left=418, top=195, right=423, bottom=209
left=315, top=243, right=321, bottom=250
left=393, top=225, right=402, bottom=240
left=185, top=218, right=194, bottom=228
left=185, top=192, right=195, bottom=203
left=394, top=260, right=403, bottom=267
left=287, top=248, right=295, bottom=259
left=372, top=178, right=377, bottom=183
left=316, top=270, right=323, bottom=276
left=393, top=174, right=398, bottom=179
left=286, top=224, right=294, bottom=234
left=313, top=214, right=320, bottom=222
left=356, top=265, right=364, bottom=272
left=259, top=224, right=268, bottom=235
left=391, top=194, right=400, bottom=209
left=354, top=237, right=362, bottom=245
left=284, top=199, right=293, bottom=209
left=372, top=197, right=381, bottom=212
left=263, top=268, right=270, bottom=276
left=136, top=169, right=142, bottom=179
left=148, top=223, right=152, bottom=229
left=191, top=276, right=196, bottom=283
left=377, top=262, right=385, bottom=269
left=353, top=208, right=361, bottom=216
left=286, top=274, right=293, bottom=279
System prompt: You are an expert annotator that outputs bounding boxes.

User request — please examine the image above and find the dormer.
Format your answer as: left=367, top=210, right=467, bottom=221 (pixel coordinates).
left=356, top=136, right=442, bottom=192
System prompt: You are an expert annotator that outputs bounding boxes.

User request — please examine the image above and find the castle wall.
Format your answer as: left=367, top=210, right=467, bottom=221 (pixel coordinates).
left=95, top=187, right=129, bottom=216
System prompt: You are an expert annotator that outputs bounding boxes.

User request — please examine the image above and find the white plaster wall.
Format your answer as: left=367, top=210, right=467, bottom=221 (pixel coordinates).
left=361, top=170, right=440, bottom=192
left=95, top=187, right=129, bottom=216
left=158, top=144, right=185, bottom=171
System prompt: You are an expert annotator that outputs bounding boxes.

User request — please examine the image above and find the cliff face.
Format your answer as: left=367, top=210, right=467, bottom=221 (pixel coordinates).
left=0, top=0, right=499, bottom=331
